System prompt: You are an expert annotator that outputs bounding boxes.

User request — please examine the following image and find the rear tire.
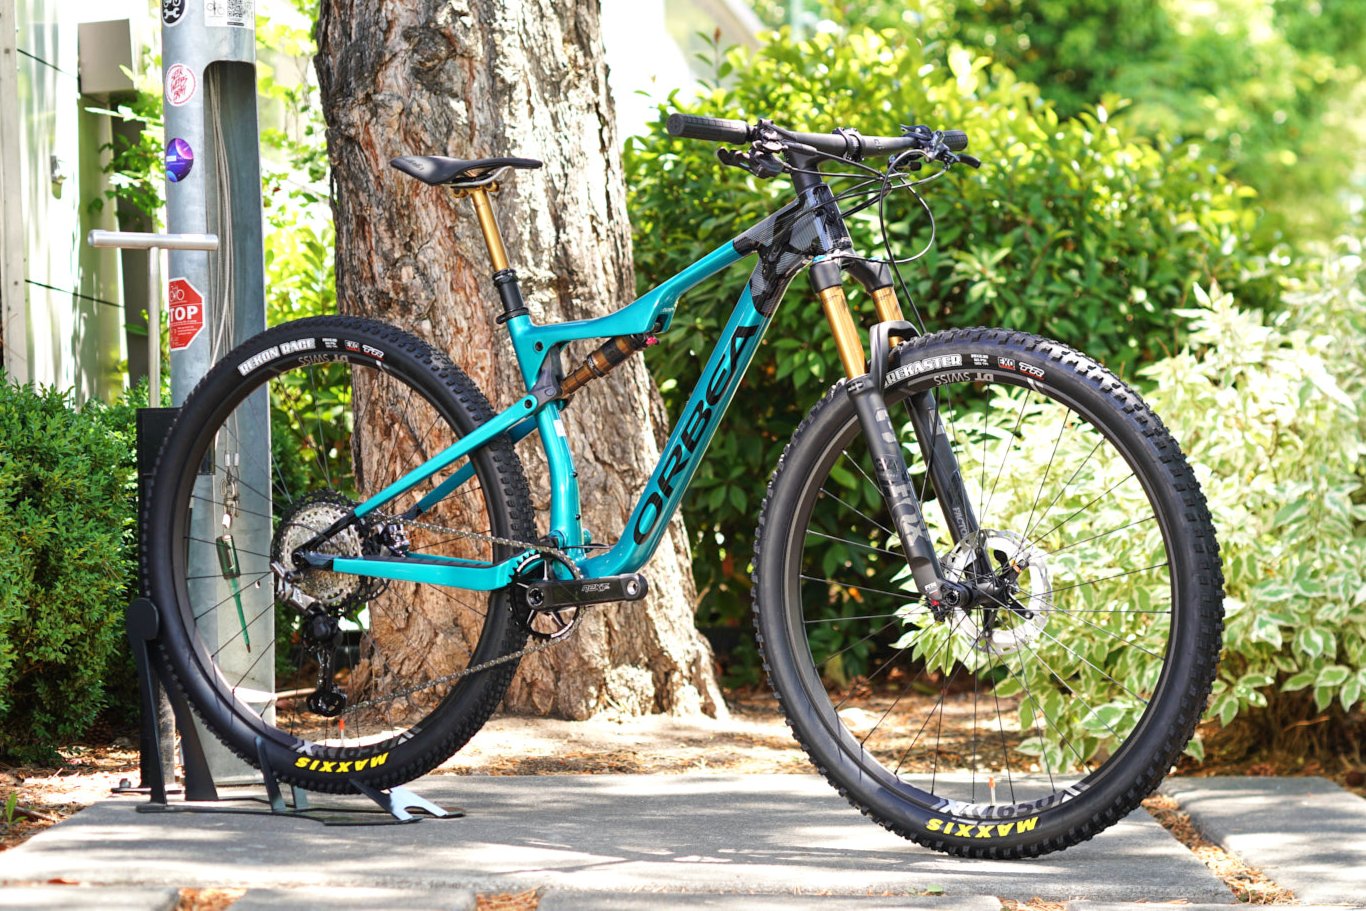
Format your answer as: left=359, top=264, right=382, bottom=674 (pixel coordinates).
left=753, top=329, right=1224, bottom=857
left=143, top=316, right=535, bottom=792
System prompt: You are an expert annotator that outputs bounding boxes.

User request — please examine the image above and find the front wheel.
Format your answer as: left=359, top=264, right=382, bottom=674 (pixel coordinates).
left=753, top=328, right=1224, bottom=858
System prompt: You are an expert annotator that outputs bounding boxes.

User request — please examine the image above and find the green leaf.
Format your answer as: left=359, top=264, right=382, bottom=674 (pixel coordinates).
left=1315, top=665, right=1350, bottom=688
left=1184, top=737, right=1206, bottom=763
left=1282, top=670, right=1317, bottom=692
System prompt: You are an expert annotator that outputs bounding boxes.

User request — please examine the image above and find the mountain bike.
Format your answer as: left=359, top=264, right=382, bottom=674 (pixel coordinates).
left=142, top=114, right=1224, bottom=858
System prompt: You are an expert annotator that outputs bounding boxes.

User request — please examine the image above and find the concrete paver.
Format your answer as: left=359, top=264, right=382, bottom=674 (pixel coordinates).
left=1161, top=776, right=1366, bottom=907
left=0, top=774, right=1229, bottom=903
left=1069, top=905, right=1363, bottom=911
left=230, top=887, right=476, bottom=910
left=0, top=886, right=178, bottom=910
left=537, top=891, right=1003, bottom=910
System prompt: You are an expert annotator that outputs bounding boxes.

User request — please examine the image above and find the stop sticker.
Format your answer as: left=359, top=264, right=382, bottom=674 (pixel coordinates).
left=168, top=278, right=204, bottom=350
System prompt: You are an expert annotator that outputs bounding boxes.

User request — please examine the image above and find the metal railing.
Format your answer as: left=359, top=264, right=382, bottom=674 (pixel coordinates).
left=87, top=230, right=219, bottom=407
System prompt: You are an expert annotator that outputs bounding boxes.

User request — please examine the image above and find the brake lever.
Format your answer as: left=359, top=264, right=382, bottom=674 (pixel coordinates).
left=716, top=146, right=784, bottom=180
left=933, top=145, right=983, bottom=170
left=716, top=147, right=745, bottom=168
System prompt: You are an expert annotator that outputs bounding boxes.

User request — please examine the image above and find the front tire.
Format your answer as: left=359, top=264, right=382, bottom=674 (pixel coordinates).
left=753, top=329, right=1224, bottom=857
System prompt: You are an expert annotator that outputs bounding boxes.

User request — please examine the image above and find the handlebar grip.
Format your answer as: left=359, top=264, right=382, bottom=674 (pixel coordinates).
left=666, top=114, right=753, bottom=144
left=942, top=130, right=969, bottom=151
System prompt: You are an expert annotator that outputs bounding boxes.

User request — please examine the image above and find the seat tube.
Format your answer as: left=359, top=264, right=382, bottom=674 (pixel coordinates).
left=538, top=403, right=583, bottom=552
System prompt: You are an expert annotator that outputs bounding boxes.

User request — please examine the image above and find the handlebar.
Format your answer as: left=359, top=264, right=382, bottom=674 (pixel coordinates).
left=665, top=114, right=970, bottom=163
left=665, top=114, right=752, bottom=144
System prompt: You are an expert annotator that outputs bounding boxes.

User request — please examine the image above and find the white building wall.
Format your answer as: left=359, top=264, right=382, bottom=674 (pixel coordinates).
left=2, top=0, right=132, bottom=399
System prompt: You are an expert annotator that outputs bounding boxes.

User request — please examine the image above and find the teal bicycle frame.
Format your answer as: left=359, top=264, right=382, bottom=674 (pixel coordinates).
left=334, top=236, right=772, bottom=591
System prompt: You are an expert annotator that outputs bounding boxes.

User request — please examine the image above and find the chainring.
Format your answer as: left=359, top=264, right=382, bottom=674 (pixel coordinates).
left=512, top=550, right=585, bottom=641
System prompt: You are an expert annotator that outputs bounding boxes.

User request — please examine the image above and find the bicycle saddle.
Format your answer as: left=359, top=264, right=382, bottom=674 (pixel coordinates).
left=390, top=155, right=542, bottom=187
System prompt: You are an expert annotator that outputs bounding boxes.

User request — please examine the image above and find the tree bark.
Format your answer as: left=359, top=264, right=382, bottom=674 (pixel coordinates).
left=316, top=0, right=725, bottom=719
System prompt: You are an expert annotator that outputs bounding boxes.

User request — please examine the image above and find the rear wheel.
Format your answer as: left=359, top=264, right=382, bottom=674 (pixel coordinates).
left=143, top=316, right=535, bottom=792
left=753, top=329, right=1224, bottom=857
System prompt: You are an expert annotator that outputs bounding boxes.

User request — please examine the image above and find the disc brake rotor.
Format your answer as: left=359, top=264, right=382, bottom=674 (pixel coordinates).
left=943, top=529, right=1053, bottom=656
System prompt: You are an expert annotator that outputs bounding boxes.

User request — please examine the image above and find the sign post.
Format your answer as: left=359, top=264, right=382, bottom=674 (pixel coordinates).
left=161, top=0, right=273, bottom=783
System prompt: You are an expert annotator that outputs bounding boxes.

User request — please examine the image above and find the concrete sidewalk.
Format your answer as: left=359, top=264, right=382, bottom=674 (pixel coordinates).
left=0, top=773, right=1232, bottom=908
left=1161, top=776, right=1366, bottom=906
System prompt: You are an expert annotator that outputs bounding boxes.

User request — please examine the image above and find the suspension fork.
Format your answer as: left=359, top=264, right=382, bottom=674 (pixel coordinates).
left=811, top=261, right=977, bottom=610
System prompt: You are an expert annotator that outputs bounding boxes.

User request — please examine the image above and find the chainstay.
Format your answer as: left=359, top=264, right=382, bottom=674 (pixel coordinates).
left=332, top=514, right=585, bottom=718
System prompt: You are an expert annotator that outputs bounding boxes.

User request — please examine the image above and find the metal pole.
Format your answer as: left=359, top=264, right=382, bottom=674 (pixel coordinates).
left=88, top=231, right=219, bottom=408
left=149, top=250, right=158, bottom=408
left=162, top=0, right=272, bottom=786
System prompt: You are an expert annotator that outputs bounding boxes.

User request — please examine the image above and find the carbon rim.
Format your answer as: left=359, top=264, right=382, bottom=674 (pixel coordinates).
left=161, top=343, right=514, bottom=757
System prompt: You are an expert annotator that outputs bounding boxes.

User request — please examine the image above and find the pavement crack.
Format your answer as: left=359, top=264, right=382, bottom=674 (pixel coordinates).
left=1143, top=793, right=1294, bottom=904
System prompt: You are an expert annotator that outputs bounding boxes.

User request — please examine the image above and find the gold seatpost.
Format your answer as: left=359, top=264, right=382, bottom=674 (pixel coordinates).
left=464, top=185, right=509, bottom=272
left=455, top=181, right=533, bottom=324
left=809, top=260, right=866, bottom=378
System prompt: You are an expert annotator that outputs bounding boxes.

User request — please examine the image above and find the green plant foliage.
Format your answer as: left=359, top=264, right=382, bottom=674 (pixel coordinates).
left=1143, top=241, right=1366, bottom=738
left=0, top=381, right=141, bottom=763
left=750, top=0, right=1365, bottom=241
left=624, top=27, right=1276, bottom=670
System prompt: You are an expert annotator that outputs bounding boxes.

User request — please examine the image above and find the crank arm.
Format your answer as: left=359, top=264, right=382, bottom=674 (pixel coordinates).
left=523, top=573, right=649, bottom=610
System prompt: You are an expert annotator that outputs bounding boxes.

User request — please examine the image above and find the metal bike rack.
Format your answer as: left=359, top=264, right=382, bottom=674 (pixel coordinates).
left=87, top=229, right=219, bottom=408
left=90, top=230, right=219, bottom=801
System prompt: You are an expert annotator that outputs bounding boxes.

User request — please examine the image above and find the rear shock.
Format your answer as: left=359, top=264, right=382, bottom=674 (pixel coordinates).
left=561, top=333, right=658, bottom=397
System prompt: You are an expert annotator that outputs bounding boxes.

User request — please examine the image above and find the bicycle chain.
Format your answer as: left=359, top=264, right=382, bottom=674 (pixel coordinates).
left=331, top=515, right=587, bottom=719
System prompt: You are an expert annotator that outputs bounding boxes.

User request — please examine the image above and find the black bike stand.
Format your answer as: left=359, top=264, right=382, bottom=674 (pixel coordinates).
left=122, top=597, right=462, bottom=826
left=118, top=597, right=218, bottom=804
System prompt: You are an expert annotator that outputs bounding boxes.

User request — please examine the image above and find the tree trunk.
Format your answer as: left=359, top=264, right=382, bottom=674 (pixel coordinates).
left=316, top=0, right=725, bottom=719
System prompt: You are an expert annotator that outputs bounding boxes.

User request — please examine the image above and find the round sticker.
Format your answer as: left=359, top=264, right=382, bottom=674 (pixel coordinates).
left=165, top=138, right=194, bottom=183
left=162, top=0, right=185, bottom=26
left=165, top=63, right=197, bottom=107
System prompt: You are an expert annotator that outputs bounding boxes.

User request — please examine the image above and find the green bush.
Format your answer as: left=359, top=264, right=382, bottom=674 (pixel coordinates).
left=1143, top=241, right=1365, bottom=748
left=624, top=27, right=1277, bottom=667
left=0, top=381, right=140, bottom=763
left=752, top=0, right=1365, bottom=241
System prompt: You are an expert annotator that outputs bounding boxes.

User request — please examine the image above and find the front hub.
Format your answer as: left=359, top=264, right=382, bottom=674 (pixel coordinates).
left=942, top=529, right=1053, bottom=656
